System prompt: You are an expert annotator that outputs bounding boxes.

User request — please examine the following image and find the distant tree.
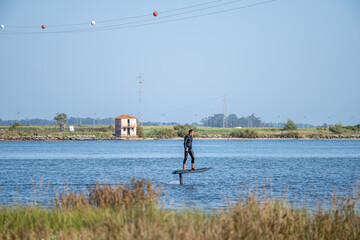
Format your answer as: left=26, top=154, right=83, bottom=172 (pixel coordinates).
left=54, top=113, right=67, bottom=131
left=209, top=114, right=226, bottom=127
left=227, top=114, right=238, bottom=128
left=238, top=117, right=247, bottom=127
left=201, top=113, right=264, bottom=128
left=9, top=122, right=22, bottom=131
left=246, top=114, right=263, bottom=127
left=283, top=119, right=297, bottom=131
left=322, top=123, right=328, bottom=129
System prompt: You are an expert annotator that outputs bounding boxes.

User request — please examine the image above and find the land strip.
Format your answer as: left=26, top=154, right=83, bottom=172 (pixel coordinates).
left=0, top=125, right=359, bottom=141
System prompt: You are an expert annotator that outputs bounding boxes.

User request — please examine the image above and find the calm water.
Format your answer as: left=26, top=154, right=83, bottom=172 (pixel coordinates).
left=0, top=140, right=359, bottom=208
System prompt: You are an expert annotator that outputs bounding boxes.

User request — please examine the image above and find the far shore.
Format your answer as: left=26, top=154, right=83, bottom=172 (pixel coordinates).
left=1, top=125, right=359, bottom=141
left=1, top=136, right=360, bottom=141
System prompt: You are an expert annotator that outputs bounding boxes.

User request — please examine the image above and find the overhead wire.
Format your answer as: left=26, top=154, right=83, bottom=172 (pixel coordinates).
left=90, top=0, right=276, bottom=32
left=79, top=0, right=248, bottom=31
left=98, top=0, right=227, bottom=24
left=2, top=0, right=228, bottom=29
left=11, top=0, right=229, bottom=28
left=1, top=0, right=276, bottom=35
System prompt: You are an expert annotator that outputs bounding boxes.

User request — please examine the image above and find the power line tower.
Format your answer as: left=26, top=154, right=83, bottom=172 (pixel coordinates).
left=137, top=74, right=144, bottom=126
left=223, top=94, right=227, bottom=128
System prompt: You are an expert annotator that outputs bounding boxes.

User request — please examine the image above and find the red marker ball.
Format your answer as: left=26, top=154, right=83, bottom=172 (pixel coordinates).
left=41, top=25, right=46, bottom=29
left=153, top=11, right=158, bottom=17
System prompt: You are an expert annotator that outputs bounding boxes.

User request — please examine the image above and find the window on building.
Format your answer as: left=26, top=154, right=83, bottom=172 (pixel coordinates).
left=123, top=128, right=126, bottom=131
left=128, top=119, right=130, bottom=125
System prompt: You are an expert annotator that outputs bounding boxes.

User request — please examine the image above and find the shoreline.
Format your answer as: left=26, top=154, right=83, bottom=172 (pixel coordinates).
left=1, top=135, right=360, bottom=141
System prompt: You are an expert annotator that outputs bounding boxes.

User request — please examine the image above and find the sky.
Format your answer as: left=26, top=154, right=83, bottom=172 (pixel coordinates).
left=0, top=0, right=359, bottom=125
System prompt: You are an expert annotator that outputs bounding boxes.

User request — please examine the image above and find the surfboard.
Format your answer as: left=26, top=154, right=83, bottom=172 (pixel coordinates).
left=172, top=168, right=212, bottom=175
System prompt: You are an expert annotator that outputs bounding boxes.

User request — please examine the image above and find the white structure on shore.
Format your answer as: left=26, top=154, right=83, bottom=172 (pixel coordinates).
left=115, top=114, right=137, bottom=137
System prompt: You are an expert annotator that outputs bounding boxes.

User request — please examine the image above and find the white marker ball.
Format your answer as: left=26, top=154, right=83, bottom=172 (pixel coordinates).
left=91, top=20, right=96, bottom=26
left=0, top=25, right=4, bottom=29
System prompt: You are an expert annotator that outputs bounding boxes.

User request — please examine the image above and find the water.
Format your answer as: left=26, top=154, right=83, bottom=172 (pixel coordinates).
left=0, top=140, right=359, bottom=208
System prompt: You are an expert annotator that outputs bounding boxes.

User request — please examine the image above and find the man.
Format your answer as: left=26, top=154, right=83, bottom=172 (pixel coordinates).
left=183, top=129, right=196, bottom=170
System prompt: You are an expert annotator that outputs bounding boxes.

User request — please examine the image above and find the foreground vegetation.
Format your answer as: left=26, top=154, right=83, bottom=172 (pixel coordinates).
left=0, top=179, right=360, bottom=239
left=0, top=123, right=359, bottom=140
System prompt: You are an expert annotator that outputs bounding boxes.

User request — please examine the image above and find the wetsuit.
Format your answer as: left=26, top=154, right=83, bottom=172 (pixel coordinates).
left=183, top=134, right=195, bottom=164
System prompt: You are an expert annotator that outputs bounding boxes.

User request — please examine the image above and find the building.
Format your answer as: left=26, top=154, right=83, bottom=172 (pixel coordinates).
left=115, top=114, right=137, bottom=137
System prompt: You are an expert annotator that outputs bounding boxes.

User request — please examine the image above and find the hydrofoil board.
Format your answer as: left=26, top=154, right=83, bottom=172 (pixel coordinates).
left=172, top=168, right=212, bottom=175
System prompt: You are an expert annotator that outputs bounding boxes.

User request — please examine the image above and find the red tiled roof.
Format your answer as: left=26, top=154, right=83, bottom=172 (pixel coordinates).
left=115, top=114, right=137, bottom=119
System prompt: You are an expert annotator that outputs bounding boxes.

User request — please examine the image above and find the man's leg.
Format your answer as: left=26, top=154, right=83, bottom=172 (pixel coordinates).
left=189, top=149, right=196, bottom=170
left=183, top=150, right=188, bottom=170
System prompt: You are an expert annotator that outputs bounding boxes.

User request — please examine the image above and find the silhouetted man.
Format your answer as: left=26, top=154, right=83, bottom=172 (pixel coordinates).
left=183, top=129, right=196, bottom=170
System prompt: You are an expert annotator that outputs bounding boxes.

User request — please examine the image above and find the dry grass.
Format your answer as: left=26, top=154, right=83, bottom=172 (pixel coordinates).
left=55, top=179, right=159, bottom=209
left=1, top=179, right=360, bottom=239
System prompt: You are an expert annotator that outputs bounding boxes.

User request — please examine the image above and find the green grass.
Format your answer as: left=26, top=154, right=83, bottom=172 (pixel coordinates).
left=1, top=179, right=360, bottom=239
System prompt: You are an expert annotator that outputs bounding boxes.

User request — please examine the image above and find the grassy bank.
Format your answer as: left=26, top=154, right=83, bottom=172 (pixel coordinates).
left=0, top=125, right=115, bottom=138
left=143, top=126, right=360, bottom=139
left=1, top=179, right=360, bottom=239
left=1, top=124, right=360, bottom=140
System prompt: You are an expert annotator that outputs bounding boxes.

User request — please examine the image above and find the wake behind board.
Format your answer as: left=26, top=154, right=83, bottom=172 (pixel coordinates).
left=172, top=168, right=212, bottom=185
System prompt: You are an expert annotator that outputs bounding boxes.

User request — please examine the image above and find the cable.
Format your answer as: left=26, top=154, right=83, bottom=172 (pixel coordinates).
left=3, top=0, right=228, bottom=29
left=98, top=0, right=228, bottom=24
left=48, top=0, right=230, bottom=26
left=3, top=0, right=244, bottom=31
left=1, top=0, right=275, bottom=35
left=79, top=0, right=247, bottom=31
left=42, top=0, right=248, bottom=34
left=161, top=0, right=224, bottom=13
left=79, top=0, right=277, bottom=33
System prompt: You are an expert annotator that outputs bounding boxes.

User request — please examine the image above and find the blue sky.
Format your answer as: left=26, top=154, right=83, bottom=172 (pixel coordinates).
left=0, top=0, right=359, bottom=125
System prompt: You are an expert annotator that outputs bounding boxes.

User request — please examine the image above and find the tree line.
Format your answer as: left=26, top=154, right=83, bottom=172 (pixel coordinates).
left=0, top=117, right=181, bottom=127
left=200, top=113, right=316, bottom=128
left=1, top=113, right=317, bottom=128
left=0, top=117, right=114, bottom=126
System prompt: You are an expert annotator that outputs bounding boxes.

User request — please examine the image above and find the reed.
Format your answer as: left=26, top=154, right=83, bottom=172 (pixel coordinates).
left=0, top=179, right=359, bottom=239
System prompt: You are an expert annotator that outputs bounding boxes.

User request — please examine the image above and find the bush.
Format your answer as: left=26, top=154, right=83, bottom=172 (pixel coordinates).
left=173, top=124, right=197, bottom=137
left=9, top=122, right=22, bottom=131
left=329, top=123, right=344, bottom=134
left=230, top=129, right=258, bottom=138
left=56, top=179, right=159, bottom=209
left=154, top=128, right=177, bottom=139
left=281, top=131, right=300, bottom=138
left=137, top=126, right=145, bottom=138
left=344, top=124, right=360, bottom=132
left=308, top=133, right=324, bottom=139
left=283, top=120, right=297, bottom=131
